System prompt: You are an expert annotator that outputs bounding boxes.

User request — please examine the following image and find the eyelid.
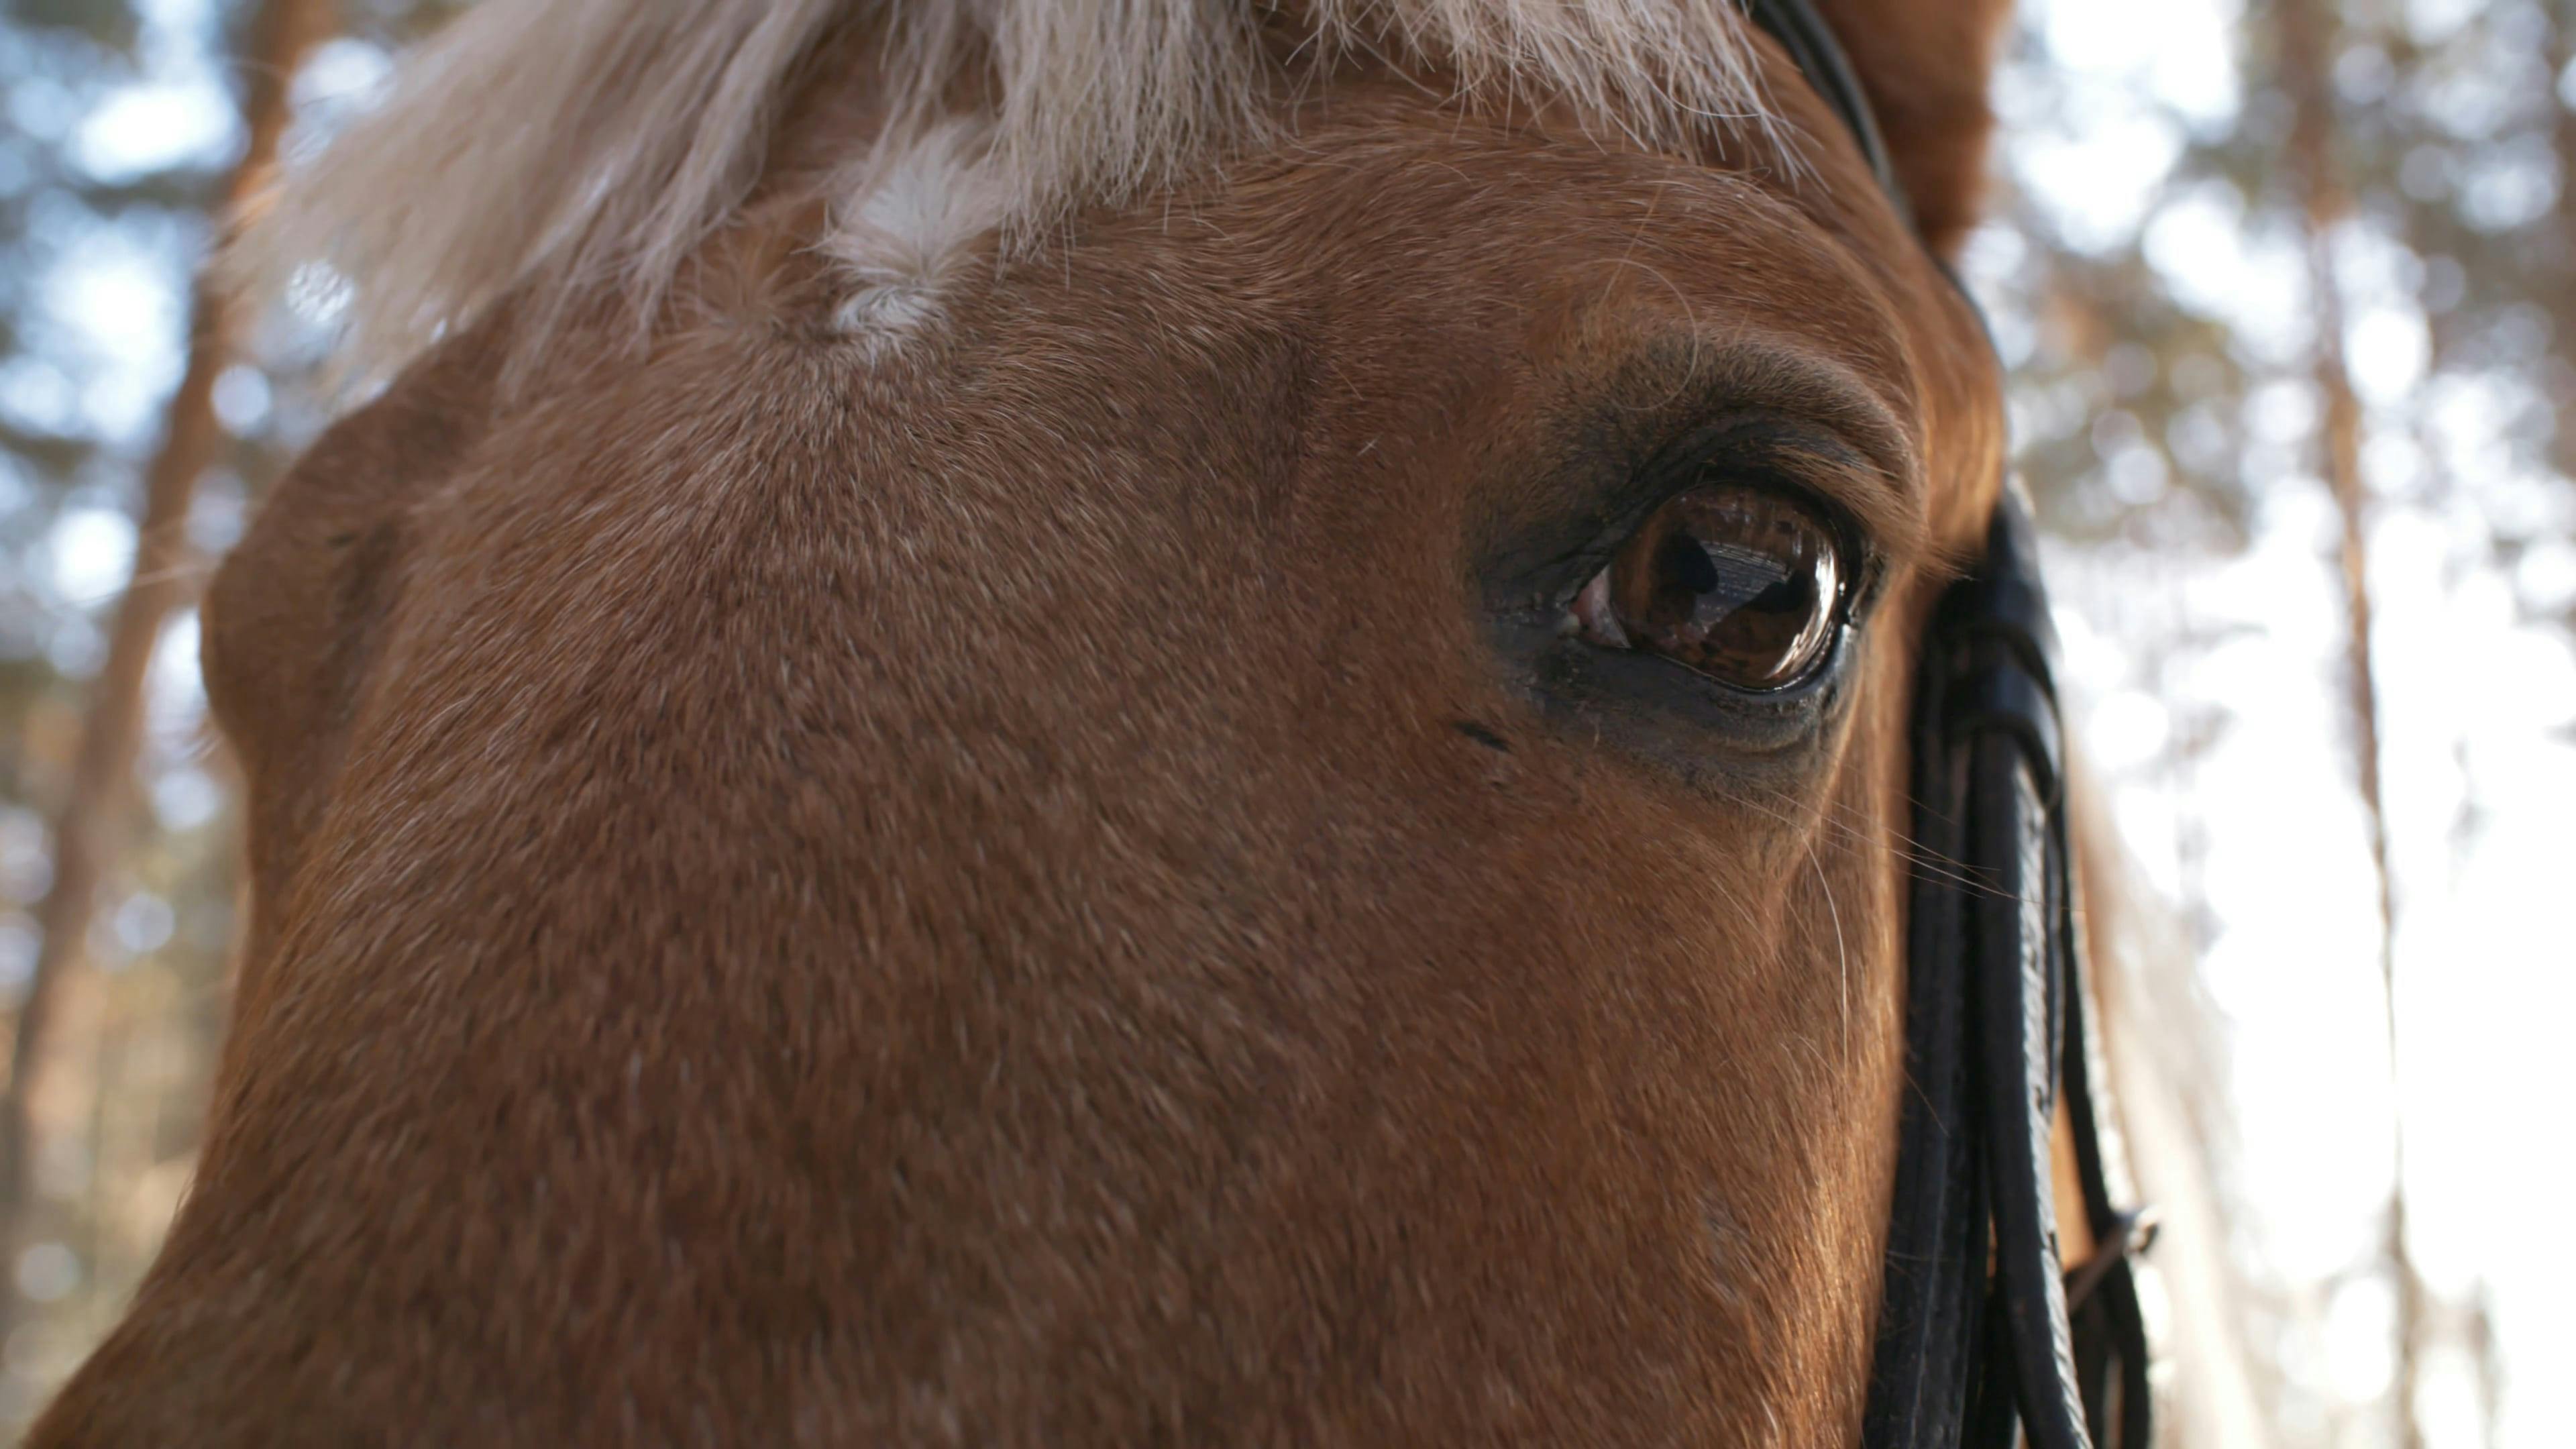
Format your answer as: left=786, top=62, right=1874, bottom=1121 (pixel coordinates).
left=1657, top=342, right=1929, bottom=568
left=1662, top=424, right=1896, bottom=604
left=1719, top=417, right=1921, bottom=576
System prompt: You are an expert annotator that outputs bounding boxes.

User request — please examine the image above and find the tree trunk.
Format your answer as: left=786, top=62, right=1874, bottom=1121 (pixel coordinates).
left=2275, top=3, right=2426, bottom=1447
left=0, top=0, right=333, bottom=1343
left=2538, top=5, right=2576, bottom=488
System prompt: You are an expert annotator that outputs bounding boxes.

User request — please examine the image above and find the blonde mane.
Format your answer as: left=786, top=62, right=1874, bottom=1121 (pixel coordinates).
left=240, top=0, right=1787, bottom=378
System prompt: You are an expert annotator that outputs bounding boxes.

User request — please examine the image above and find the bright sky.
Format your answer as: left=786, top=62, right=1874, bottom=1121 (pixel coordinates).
left=32, top=1, right=2576, bottom=1444
left=1998, top=1, right=2576, bottom=1445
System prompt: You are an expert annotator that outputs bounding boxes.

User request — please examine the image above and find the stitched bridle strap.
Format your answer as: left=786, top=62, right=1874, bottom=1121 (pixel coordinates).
left=1874, top=492, right=2157, bottom=1449
left=1946, top=497, right=2093, bottom=1449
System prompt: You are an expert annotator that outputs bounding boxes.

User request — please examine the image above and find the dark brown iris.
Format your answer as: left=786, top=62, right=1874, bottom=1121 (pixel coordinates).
left=1570, top=486, right=1846, bottom=690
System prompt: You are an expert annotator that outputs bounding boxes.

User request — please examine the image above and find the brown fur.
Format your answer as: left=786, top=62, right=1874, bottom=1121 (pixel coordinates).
left=36, top=7, right=2015, bottom=1444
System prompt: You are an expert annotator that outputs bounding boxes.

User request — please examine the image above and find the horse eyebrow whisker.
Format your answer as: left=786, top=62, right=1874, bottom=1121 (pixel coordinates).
left=1809, top=838, right=1851, bottom=1073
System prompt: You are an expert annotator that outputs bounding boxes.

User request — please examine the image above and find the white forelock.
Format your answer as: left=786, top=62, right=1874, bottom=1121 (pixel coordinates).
left=238, top=0, right=1786, bottom=378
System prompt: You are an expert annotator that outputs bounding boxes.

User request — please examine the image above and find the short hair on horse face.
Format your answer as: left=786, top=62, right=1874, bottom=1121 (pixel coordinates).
left=235, top=0, right=1790, bottom=382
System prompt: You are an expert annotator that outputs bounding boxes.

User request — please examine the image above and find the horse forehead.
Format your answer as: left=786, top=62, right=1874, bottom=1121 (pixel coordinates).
left=748, top=109, right=1951, bottom=434
left=235, top=96, right=1973, bottom=708
left=284, top=133, right=1962, bottom=726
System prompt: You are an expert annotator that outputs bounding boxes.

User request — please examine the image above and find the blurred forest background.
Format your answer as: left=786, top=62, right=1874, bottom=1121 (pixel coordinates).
left=1, top=0, right=2570, bottom=1443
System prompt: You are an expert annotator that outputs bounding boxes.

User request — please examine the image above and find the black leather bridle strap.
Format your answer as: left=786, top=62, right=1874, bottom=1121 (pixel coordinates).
left=1719, top=4, right=2158, bottom=1448
left=1945, top=504, right=2093, bottom=1449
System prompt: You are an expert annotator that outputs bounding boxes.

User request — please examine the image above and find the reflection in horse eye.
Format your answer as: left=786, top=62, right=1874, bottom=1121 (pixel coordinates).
left=1570, top=485, right=1846, bottom=690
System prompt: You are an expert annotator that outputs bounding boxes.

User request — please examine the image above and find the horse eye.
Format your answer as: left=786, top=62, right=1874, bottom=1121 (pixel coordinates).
left=1568, top=485, right=1848, bottom=690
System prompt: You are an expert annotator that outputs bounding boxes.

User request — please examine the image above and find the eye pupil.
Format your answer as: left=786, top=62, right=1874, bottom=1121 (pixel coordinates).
left=1575, top=485, right=1848, bottom=690
left=1660, top=531, right=1722, bottom=596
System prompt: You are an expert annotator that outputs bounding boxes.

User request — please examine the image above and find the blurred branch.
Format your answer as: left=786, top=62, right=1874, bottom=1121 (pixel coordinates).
left=0, top=0, right=334, bottom=1344
left=2468, top=1282, right=2504, bottom=1449
left=2548, top=9, right=2576, bottom=490
left=2276, top=1, right=2425, bottom=1447
left=0, top=423, right=91, bottom=480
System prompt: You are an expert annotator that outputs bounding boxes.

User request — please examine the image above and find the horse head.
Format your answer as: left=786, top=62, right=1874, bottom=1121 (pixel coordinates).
left=38, top=3, right=2080, bottom=1444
